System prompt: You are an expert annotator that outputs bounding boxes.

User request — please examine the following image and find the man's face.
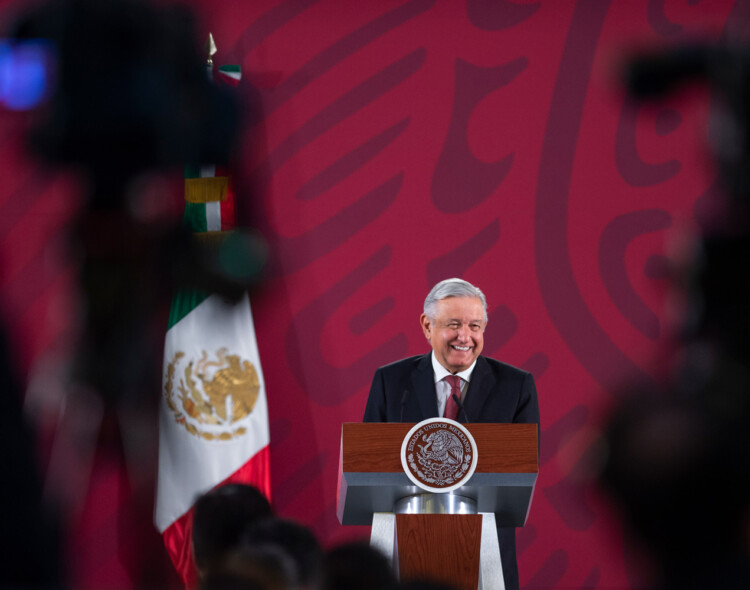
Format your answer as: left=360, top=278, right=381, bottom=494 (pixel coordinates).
left=420, top=296, right=486, bottom=373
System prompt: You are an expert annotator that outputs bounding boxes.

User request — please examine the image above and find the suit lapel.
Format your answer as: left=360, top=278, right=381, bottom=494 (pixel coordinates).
left=412, top=354, right=439, bottom=419
left=463, top=356, right=495, bottom=422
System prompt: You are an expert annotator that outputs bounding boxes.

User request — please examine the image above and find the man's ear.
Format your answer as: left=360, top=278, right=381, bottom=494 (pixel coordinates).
left=419, top=313, right=432, bottom=340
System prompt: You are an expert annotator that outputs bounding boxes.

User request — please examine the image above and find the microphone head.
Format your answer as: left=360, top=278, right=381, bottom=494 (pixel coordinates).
left=400, top=390, right=410, bottom=422
left=451, top=393, right=471, bottom=423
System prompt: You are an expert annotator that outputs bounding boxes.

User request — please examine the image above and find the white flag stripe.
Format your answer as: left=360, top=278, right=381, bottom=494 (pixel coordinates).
left=200, top=164, right=221, bottom=231
left=200, top=165, right=221, bottom=231
left=154, top=292, right=269, bottom=532
left=205, top=201, right=221, bottom=231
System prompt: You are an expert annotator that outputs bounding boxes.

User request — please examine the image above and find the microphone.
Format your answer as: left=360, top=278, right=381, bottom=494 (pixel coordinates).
left=400, top=390, right=410, bottom=422
left=451, top=393, right=471, bottom=423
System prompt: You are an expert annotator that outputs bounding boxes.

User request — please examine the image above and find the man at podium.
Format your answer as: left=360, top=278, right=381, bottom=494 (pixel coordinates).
left=363, top=278, right=540, bottom=590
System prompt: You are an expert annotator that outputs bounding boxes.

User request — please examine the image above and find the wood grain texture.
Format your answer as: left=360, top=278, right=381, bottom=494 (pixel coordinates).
left=341, top=422, right=537, bottom=474
left=396, top=514, right=482, bottom=590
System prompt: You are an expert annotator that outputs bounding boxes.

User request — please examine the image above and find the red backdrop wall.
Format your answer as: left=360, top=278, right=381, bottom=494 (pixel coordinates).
left=0, top=1, right=739, bottom=589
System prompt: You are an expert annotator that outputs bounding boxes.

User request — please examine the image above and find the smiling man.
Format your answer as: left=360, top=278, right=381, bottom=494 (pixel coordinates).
left=362, top=277, right=540, bottom=590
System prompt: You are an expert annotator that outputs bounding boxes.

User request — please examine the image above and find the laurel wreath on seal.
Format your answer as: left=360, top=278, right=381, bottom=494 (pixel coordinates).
left=408, top=453, right=471, bottom=485
left=164, top=348, right=260, bottom=441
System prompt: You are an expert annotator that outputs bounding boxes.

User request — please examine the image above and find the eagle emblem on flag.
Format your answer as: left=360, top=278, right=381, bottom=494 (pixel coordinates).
left=164, top=347, right=260, bottom=440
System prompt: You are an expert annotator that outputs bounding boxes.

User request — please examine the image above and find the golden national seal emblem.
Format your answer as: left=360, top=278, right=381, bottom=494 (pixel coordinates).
left=401, top=418, right=478, bottom=493
left=164, top=347, right=260, bottom=441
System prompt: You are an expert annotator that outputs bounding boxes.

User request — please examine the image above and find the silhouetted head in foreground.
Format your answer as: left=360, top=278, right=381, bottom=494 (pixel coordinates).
left=192, top=484, right=273, bottom=579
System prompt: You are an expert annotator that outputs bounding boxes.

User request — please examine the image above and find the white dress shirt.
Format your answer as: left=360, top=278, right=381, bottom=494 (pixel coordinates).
left=430, top=351, right=476, bottom=417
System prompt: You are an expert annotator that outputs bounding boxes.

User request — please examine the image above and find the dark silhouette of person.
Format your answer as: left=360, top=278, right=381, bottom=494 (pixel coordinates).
left=192, top=483, right=273, bottom=580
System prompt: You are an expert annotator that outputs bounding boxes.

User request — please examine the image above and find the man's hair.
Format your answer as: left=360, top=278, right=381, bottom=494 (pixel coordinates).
left=241, top=517, right=322, bottom=588
left=199, top=544, right=297, bottom=590
left=322, top=541, right=397, bottom=590
left=423, top=278, right=488, bottom=322
left=192, top=484, right=273, bottom=576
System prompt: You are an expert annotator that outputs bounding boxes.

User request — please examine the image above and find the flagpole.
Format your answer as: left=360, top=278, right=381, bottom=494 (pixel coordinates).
left=205, top=33, right=216, bottom=79
left=155, top=34, right=271, bottom=589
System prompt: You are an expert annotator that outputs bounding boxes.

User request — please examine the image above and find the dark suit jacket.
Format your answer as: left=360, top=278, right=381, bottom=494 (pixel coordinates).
left=362, top=353, right=540, bottom=590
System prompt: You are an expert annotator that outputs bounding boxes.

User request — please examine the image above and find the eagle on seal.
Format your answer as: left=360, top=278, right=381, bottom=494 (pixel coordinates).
left=419, top=430, right=463, bottom=466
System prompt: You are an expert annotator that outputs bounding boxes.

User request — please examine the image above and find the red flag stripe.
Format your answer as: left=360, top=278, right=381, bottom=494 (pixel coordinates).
left=160, top=445, right=271, bottom=588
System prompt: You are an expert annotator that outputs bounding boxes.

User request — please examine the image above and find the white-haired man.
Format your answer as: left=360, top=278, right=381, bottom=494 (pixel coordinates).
left=363, top=277, right=540, bottom=590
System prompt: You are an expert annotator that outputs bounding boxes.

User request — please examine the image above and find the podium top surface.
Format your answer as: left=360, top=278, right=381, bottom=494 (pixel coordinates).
left=341, top=422, right=537, bottom=475
left=337, top=422, right=538, bottom=526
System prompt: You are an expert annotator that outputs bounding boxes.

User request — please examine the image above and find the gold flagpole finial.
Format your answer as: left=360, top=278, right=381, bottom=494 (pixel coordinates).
left=206, top=33, right=217, bottom=66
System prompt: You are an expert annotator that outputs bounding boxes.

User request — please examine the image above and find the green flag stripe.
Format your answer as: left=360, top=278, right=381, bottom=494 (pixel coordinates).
left=185, top=164, right=202, bottom=179
left=183, top=202, right=208, bottom=233
left=167, top=288, right=209, bottom=330
left=167, top=164, right=213, bottom=328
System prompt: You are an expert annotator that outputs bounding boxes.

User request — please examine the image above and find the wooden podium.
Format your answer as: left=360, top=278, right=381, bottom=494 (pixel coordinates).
left=337, top=422, right=538, bottom=590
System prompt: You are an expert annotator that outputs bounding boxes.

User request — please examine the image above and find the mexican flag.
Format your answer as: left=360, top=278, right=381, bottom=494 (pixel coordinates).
left=154, top=162, right=271, bottom=587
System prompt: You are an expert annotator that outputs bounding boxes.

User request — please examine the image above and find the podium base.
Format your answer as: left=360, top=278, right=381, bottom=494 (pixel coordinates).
left=370, top=512, right=505, bottom=590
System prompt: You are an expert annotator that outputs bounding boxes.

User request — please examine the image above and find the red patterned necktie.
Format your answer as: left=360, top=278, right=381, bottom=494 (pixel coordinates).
left=443, top=375, right=462, bottom=420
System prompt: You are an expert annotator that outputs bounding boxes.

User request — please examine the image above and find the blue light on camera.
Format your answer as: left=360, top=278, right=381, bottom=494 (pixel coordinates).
left=0, top=40, right=55, bottom=110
